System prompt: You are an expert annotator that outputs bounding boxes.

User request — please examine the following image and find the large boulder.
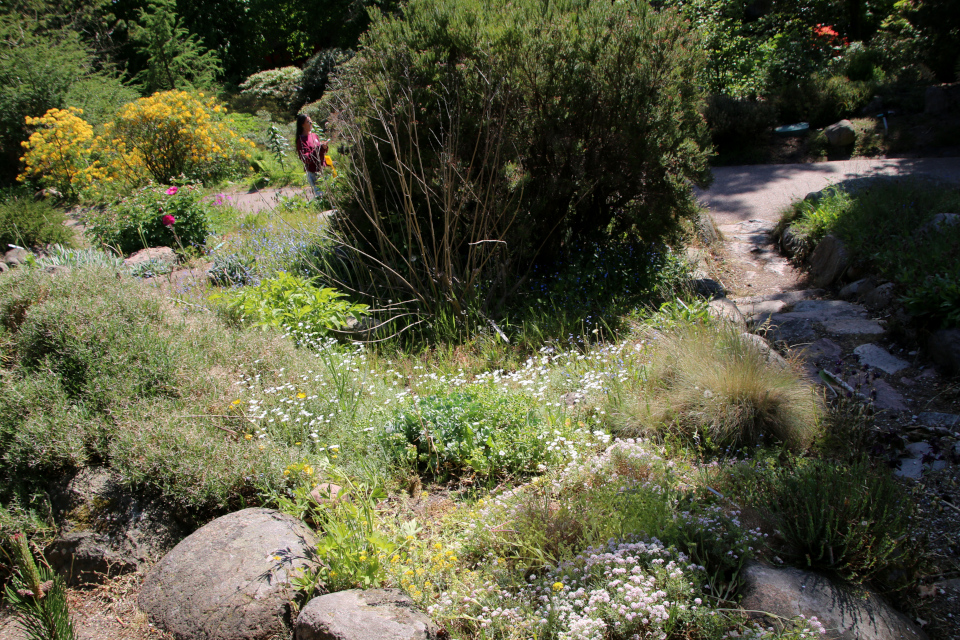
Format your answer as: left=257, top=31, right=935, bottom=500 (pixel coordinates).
left=46, top=468, right=182, bottom=585
left=124, top=246, right=177, bottom=268
left=295, top=589, right=438, bottom=640
left=824, top=120, right=856, bottom=146
left=808, top=235, right=848, bottom=288
left=140, top=508, right=317, bottom=640
left=928, top=328, right=960, bottom=375
left=740, top=562, right=927, bottom=640
left=707, top=297, right=746, bottom=329
left=4, top=247, right=29, bottom=266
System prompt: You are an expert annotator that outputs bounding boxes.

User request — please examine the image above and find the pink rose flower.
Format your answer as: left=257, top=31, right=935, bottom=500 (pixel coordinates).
left=161, top=214, right=176, bottom=228
left=166, top=186, right=179, bottom=195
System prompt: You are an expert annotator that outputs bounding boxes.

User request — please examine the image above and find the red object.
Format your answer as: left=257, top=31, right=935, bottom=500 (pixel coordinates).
left=161, top=214, right=176, bottom=228
left=166, top=186, right=179, bottom=195
left=297, top=132, right=328, bottom=173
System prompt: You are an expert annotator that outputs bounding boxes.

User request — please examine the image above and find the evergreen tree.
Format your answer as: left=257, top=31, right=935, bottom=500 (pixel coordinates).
left=130, top=0, right=222, bottom=93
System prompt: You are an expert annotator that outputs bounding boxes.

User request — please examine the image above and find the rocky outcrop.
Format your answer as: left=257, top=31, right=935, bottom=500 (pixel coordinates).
left=140, top=508, right=317, bottom=640
left=808, top=235, right=848, bottom=288
left=824, top=120, right=856, bottom=146
left=740, top=562, right=927, bottom=640
left=295, top=589, right=438, bottom=640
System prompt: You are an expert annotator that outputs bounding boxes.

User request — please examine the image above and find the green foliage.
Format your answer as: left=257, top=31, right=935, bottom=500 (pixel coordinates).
left=0, top=193, right=73, bottom=249
left=0, top=16, right=93, bottom=177
left=129, top=0, right=222, bottom=93
left=737, top=457, right=918, bottom=589
left=34, top=245, right=124, bottom=269
left=84, top=183, right=212, bottom=255
left=777, top=180, right=960, bottom=328
left=382, top=389, right=563, bottom=481
left=266, top=124, right=291, bottom=170
left=704, top=94, right=777, bottom=150
left=63, top=74, right=139, bottom=128
left=330, top=0, right=712, bottom=332
left=207, top=252, right=254, bottom=286
left=5, top=534, right=76, bottom=640
left=292, top=477, right=397, bottom=596
left=298, top=48, right=354, bottom=105
left=0, top=265, right=314, bottom=515
left=239, top=66, right=303, bottom=114
left=221, top=272, right=369, bottom=342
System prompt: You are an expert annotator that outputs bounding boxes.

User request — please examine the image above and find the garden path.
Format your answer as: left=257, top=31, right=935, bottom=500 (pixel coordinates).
left=698, top=157, right=960, bottom=638
left=695, top=156, right=960, bottom=299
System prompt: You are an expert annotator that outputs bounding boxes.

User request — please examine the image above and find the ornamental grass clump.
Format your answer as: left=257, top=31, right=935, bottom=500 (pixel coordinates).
left=613, top=322, right=820, bottom=451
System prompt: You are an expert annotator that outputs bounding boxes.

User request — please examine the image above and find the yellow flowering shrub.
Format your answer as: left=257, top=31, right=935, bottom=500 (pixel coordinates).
left=100, top=90, right=255, bottom=184
left=18, top=107, right=109, bottom=200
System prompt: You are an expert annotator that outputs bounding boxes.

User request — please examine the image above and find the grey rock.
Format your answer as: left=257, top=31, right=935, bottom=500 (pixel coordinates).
left=4, top=247, right=29, bottom=266
left=809, top=235, right=849, bottom=288
left=917, top=412, right=960, bottom=428
left=140, top=508, right=317, bottom=640
left=895, top=456, right=924, bottom=480
left=708, top=298, right=746, bottom=329
left=800, top=338, right=843, bottom=363
left=917, top=213, right=959, bottom=235
left=43, top=264, right=71, bottom=276
left=779, top=225, right=804, bottom=258
left=824, top=119, right=856, bottom=147
left=296, top=589, right=438, bottom=640
left=898, top=442, right=947, bottom=475
left=740, top=561, right=927, bottom=640
left=741, top=333, right=789, bottom=370
left=853, top=343, right=909, bottom=375
left=766, top=315, right=818, bottom=345
left=863, top=378, right=908, bottom=412
left=0, top=261, right=8, bottom=273
left=928, top=329, right=960, bottom=375
left=46, top=531, right=140, bottom=585
left=774, top=300, right=884, bottom=338
left=46, top=468, right=182, bottom=585
left=124, top=246, right=177, bottom=267
left=861, top=283, right=897, bottom=311
left=692, top=277, right=725, bottom=299
left=839, top=277, right=875, bottom=300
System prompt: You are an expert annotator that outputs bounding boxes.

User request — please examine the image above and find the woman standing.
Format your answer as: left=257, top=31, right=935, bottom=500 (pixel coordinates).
left=295, top=114, right=328, bottom=200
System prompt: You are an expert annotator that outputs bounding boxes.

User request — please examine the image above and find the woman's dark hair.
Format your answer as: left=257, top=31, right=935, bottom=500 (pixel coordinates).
left=296, top=114, right=309, bottom=137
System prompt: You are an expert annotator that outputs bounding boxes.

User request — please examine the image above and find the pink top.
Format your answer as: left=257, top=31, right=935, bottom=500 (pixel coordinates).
left=296, top=133, right=327, bottom=173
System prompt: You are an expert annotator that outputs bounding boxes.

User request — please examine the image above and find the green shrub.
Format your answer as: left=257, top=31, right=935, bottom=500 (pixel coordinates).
left=0, top=265, right=318, bottom=515
left=758, top=458, right=918, bottom=589
left=0, top=195, right=73, bottom=249
left=329, top=0, right=712, bottom=330
left=777, top=179, right=960, bottom=327
left=239, top=66, right=304, bottom=114
left=84, top=183, right=211, bottom=255
left=382, top=389, right=565, bottom=481
left=612, top=322, right=821, bottom=451
left=221, top=272, right=368, bottom=343
left=704, top=94, right=777, bottom=149
left=5, top=533, right=76, bottom=640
